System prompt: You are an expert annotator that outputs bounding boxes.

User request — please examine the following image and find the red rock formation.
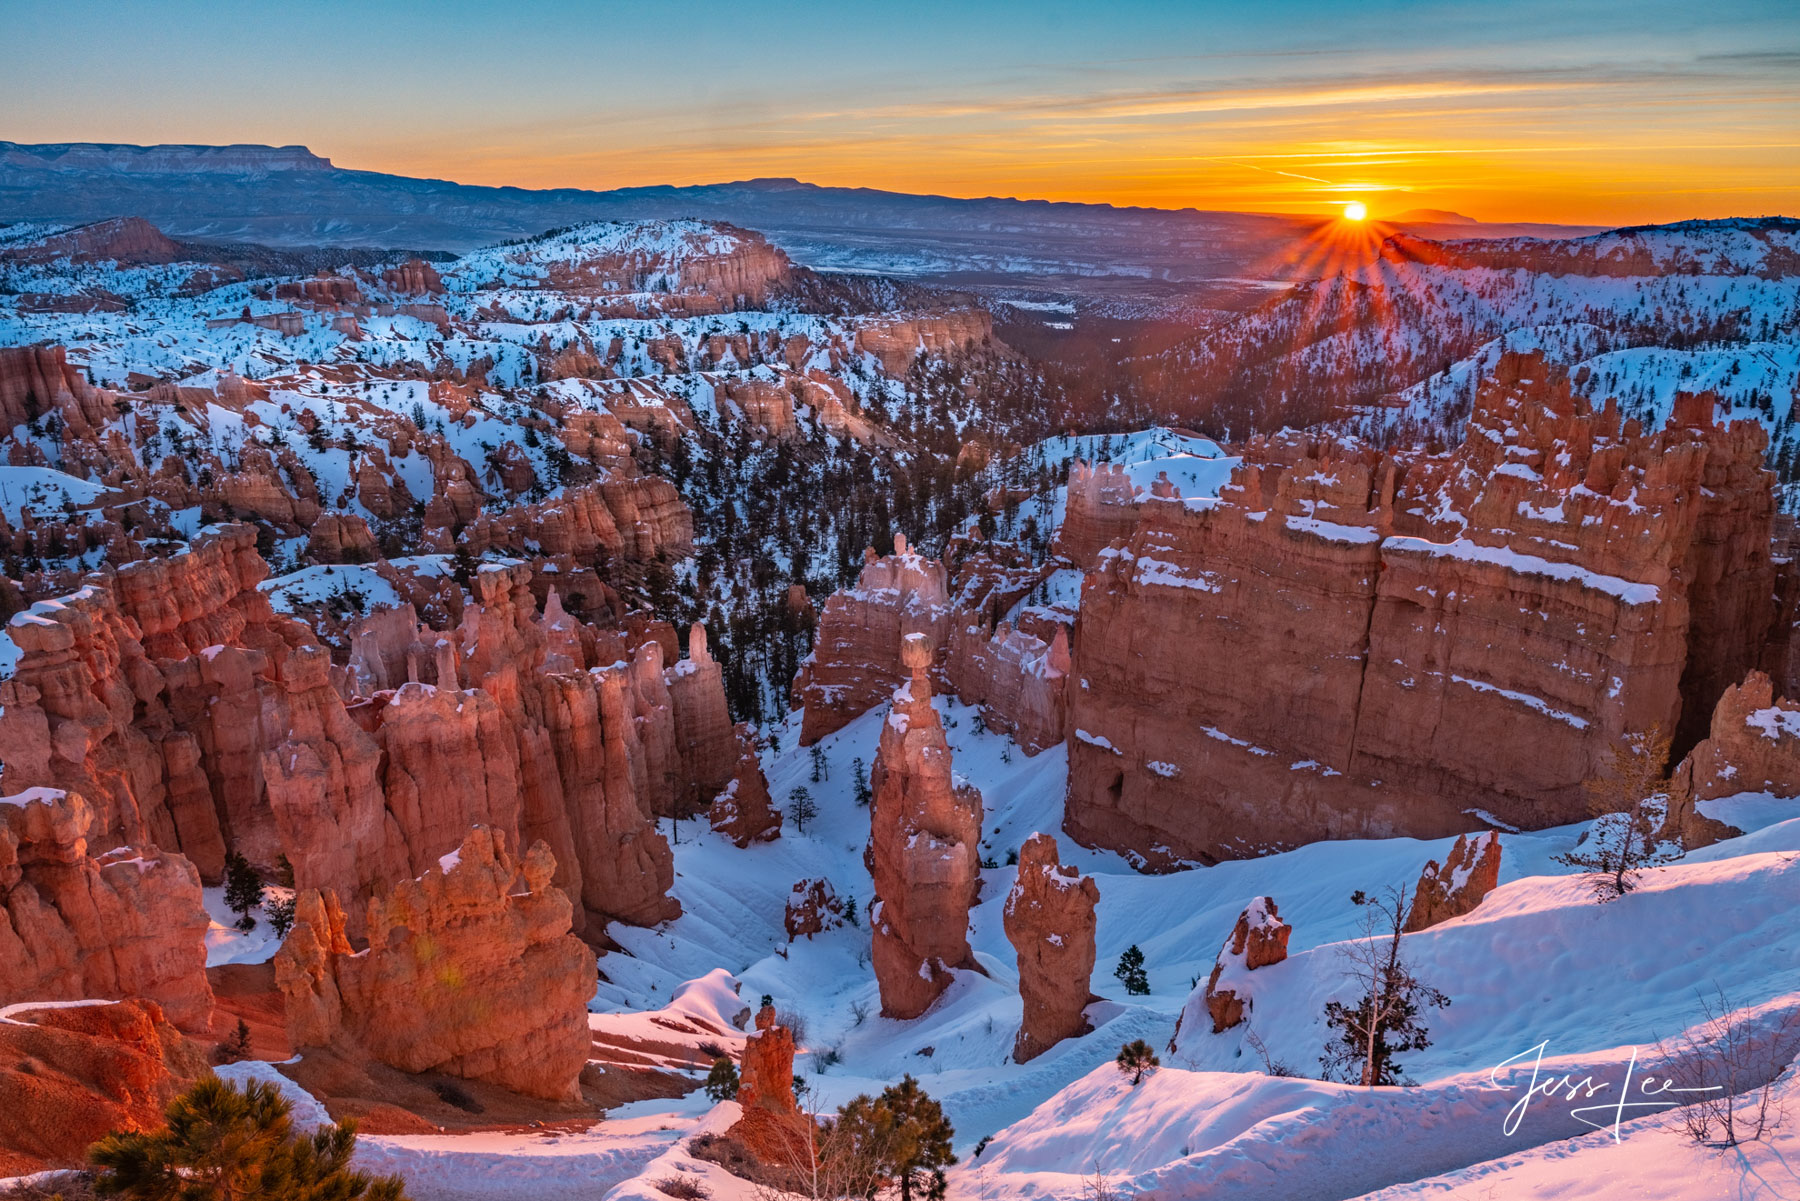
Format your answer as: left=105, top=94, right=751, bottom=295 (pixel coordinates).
left=539, top=661, right=682, bottom=929
left=944, top=622, right=1069, bottom=755
left=1404, top=832, right=1502, bottom=932
left=274, top=826, right=592, bottom=1101
left=730, top=1003, right=805, bottom=1162
left=784, top=877, right=846, bottom=940
left=275, top=277, right=362, bottom=306
left=374, top=683, right=525, bottom=869
left=1180, top=897, right=1291, bottom=1041
left=479, top=222, right=791, bottom=310
left=868, top=635, right=983, bottom=1018
left=308, top=512, right=380, bottom=563
left=722, top=377, right=798, bottom=439
left=1, top=216, right=184, bottom=266
left=0, top=998, right=208, bottom=1175
left=1053, top=461, right=1143, bottom=567
left=1663, top=671, right=1800, bottom=846
left=460, top=476, right=693, bottom=562
left=667, top=624, right=740, bottom=812
left=112, top=523, right=288, bottom=661
left=381, top=259, right=445, bottom=295
left=710, top=727, right=781, bottom=848
left=795, top=536, right=952, bottom=745
left=1003, top=833, right=1098, bottom=1062
left=260, top=643, right=403, bottom=927
left=854, top=309, right=993, bottom=376
left=1067, top=352, right=1773, bottom=866
left=1676, top=671, right=1800, bottom=803
left=0, top=789, right=214, bottom=1033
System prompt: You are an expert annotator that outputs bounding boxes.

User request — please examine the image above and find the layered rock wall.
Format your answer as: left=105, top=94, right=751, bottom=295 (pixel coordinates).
left=0, top=788, right=213, bottom=1032
left=1067, top=353, right=1773, bottom=865
left=1053, top=461, right=1143, bottom=568
left=795, top=536, right=951, bottom=745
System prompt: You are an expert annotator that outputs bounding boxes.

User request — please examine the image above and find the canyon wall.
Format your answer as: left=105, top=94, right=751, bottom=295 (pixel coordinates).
left=0, top=788, right=213, bottom=1033
left=275, top=826, right=592, bottom=1101
left=1066, top=352, right=1774, bottom=865
left=0, top=524, right=731, bottom=937
left=798, top=532, right=1066, bottom=752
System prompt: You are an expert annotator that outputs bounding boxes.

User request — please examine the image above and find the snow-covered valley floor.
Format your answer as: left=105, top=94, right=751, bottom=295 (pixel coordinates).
left=205, top=694, right=1800, bottom=1200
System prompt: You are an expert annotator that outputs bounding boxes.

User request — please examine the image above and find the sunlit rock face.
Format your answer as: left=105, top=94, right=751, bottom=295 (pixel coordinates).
left=868, top=634, right=982, bottom=1019
left=0, top=997, right=209, bottom=1176
left=1067, top=351, right=1773, bottom=866
left=795, top=535, right=952, bottom=746
left=0, top=788, right=213, bottom=1033
left=274, top=826, right=593, bottom=1102
left=1405, top=832, right=1502, bottom=933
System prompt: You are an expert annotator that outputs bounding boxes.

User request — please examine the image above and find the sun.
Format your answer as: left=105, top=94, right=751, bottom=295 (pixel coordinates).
left=1343, top=200, right=1368, bottom=222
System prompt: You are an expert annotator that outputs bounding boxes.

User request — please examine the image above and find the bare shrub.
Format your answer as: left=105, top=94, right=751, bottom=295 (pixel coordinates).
left=775, top=1007, right=809, bottom=1046
left=654, top=1175, right=711, bottom=1200
left=1660, top=990, right=1800, bottom=1147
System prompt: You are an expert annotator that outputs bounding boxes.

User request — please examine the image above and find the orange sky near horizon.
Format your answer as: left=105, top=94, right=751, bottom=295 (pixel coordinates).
left=6, top=0, right=1797, bottom=228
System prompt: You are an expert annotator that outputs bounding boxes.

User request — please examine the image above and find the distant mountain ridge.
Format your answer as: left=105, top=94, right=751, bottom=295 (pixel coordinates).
left=0, top=141, right=1606, bottom=296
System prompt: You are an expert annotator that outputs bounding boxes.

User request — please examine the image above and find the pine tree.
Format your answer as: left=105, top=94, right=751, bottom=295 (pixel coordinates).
left=835, top=1075, right=956, bottom=1201
left=810, top=743, right=829, bottom=783
left=1114, top=945, right=1150, bottom=996
left=1116, top=1039, right=1161, bottom=1085
left=90, top=1075, right=409, bottom=1200
left=267, top=895, right=297, bottom=938
left=223, top=851, right=265, bottom=933
left=852, top=758, right=872, bottom=807
left=703, top=1058, right=739, bottom=1101
left=1555, top=725, right=1680, bottom=900
left=787, top=786, right=818, bottom=833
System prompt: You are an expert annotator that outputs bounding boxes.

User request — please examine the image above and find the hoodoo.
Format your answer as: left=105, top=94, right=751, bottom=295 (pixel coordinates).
left=868, top=633, right=984, bottom=1018
left=1003, top=832, right=1100, bottom=1062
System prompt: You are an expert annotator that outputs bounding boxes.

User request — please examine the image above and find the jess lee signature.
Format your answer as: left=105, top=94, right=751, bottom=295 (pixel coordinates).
left=1491, top=1041, right=1720, bottom=1142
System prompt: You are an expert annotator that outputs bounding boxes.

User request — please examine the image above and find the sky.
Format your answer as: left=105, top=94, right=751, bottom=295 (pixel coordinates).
left=4, top=0, right=1797, bottom=225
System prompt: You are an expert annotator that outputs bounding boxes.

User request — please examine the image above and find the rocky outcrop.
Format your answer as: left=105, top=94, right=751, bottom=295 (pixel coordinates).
left=710, top=728, right=781, bottom=848
left=1053, top=461, right=1143, bottom=567
left=1002, top=833, right=1098, bottom=1062
left=274, top=826, right=593, bottom=1101
left=722, top=377, right=798, bottom=439
left=1067, top=353, right=1774, bottom=866
left=1663, top=671, right=1800, bottom=847
left=0, top=998, right=208, bottom=1175
left=1676, top=671, right=1800, bottom=803
left=868, top=635, right=983, bottom=1018
left=460, top=477, right=693, bottom=562
left=730, top=1003, right=804, bottom=1161
left=1404, top=832, right=1502, bottom=932
left=666, top=624, right=740, bottom=812
left=854, top=309, right=993, bottom=376
left=944, top=621, right=1069, bottom=754
left=1179, top=897, right=1290, bottom=1041
left=795, top=536, right=952, bottom=745
left=470, top=221, right=792, bottom=311
left=308, top=512, right=380, bottom=563
left=260, top=643, right=402, bottom=924
left=0, top=789, right=213, bottom=1033
left=784, top=877, right=846, bottom=940
left=380, top=259, right=445, bottom=295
